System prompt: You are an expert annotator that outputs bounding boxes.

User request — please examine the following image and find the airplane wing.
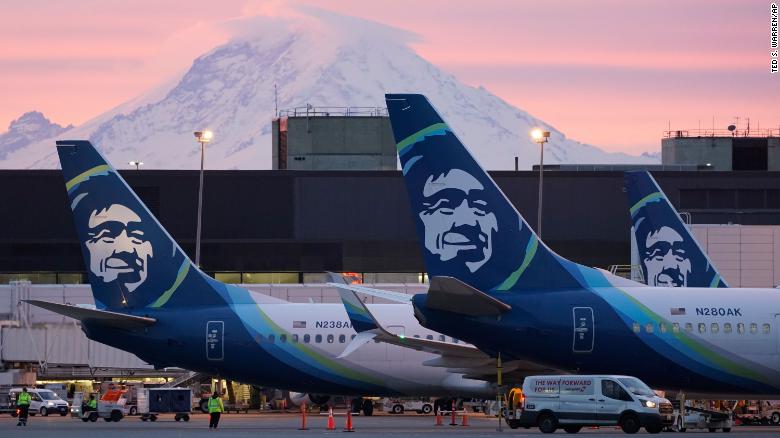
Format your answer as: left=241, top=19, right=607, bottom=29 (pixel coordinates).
left=331, top=281, right=561, bottom=380
left=326, top=282, right=412, bottom=304
left=25, top=300, right=156, bottom=329
left=331, top=279, right=488, bottom=358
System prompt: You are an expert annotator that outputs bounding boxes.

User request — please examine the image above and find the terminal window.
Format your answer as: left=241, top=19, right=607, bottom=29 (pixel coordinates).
left=732, top=138, right=768, bottom=171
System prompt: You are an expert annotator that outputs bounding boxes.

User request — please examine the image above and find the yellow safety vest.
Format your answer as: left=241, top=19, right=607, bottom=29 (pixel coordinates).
left=17, top=392, right=31, bottom=406
left=208, top=397, right=224, bottom=413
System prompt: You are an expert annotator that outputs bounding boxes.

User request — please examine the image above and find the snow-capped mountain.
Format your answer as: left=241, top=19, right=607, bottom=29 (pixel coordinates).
left=0, top=8, right=657, bottom=169
left=0, top=112, right=72, bottom=160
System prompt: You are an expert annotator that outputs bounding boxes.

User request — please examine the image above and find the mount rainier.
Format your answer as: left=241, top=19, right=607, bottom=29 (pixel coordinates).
left=0, top=8, right=657, bottom=170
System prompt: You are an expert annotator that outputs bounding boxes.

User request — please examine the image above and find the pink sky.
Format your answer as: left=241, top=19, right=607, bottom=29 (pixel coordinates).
left=1, top=0, right=776, bottom=154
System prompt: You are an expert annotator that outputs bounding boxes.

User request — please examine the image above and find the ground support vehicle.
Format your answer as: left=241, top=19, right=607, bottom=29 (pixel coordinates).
left=70, top=392, right=125, bottom=423
left=383, top=398, right=434, bottom=415
left=506, top=375, right=672, bottom=434
left=735, top=400, right=780, bottom=425
left=672, top=398, right=733, bottom=432
left=0, top=386, right=14, bottom=415
left=138, top=388, right=192, bottom=422
left=10, top=388, right=68, bottom=416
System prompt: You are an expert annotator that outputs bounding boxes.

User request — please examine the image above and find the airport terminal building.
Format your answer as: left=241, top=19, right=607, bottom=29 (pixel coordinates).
left=1, top=168, right=779, bottom=286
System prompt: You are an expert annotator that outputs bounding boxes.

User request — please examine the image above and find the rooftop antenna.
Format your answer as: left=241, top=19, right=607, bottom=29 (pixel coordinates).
left=746, top=117, right=750, bottom=136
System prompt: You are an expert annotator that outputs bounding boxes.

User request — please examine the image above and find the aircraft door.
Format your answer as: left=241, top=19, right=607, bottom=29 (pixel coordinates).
left=206, top=321, right=224, bottom=361
left=572, top=307, right=594, bottom=353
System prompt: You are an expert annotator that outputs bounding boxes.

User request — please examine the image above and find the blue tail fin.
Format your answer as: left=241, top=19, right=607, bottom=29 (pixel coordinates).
left=56, top=140, right=225, bottom=310
left=385, top=94, right=589, bottom=293
left=625, top=171, right=728, bottom=288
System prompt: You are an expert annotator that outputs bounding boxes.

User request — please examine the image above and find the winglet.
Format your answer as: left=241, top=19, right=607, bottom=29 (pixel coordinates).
left=329, top=272, right=380, bottom=333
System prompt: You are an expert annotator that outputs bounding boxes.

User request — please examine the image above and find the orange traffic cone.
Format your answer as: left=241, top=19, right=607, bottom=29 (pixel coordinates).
left=344, top=407, right=355, bottom=432
left=460, top=411, right=470, bottom=427
left=327, top=407, right=335, bottom=431
left=435, top=411, right=443, bottom=426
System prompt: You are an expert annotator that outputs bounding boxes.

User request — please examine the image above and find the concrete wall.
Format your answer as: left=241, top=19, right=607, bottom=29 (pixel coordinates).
left=662, top=137, right=733, bottom=170
left=691, top=224, right=779, bottom=288
left=273, top=117, right=397, bottom=170
left=768, top=137, right=780, bottom=171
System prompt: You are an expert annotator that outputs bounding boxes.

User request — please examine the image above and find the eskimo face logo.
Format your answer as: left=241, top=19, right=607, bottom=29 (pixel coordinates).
left=85, top=204, right=154, bottom=292
left=641, top=225, right=691, bottom=287
left=419, top=169, right=498, bottom=273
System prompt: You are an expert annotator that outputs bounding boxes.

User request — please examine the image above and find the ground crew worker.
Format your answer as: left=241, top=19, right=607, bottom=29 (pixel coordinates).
left=16, top=387, right=31, bottom=427
left=208, top=392, right=224, bottom=429
left=83, top=394, right=98, bottom=413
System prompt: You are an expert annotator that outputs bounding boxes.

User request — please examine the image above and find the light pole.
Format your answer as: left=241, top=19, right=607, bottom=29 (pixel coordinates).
left=128, top=161, right=144, bottom=171
left=193, top=130, right=213, bottom=267
left=530, top=128, right=550, bottom=239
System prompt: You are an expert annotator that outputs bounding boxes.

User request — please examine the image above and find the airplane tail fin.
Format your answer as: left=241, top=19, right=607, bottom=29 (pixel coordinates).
left=625, top=171, right=728, bottom=288
left=56, top=140, right=226, bottom=310
left=385, top=94, right=595, bottom=293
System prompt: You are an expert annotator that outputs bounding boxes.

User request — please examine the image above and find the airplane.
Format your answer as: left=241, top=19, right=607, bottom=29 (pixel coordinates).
left=625, top=170, right=728, bottom=288
left=27, top=140, right=497, bottom=413
left=335, top=93, right=780, bottom=398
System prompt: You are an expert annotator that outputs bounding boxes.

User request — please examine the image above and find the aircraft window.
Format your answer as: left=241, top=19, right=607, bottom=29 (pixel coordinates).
left=255, top=334, right=263, bottom=343
left=644, top=323, right=653, bottom=333
left=413, top=334, right=420, bottom=339
left=339, top=334, right=346, bottom=343
left=452, top=338, right=459, bottom=344
left=268, top=334, right=275, bottom=343
left=315, top=334, right=323, bottom=343
left=351, top=334, right=356, bottom=340
left=723, top=323, right=732, bottom=334
left=426, top=335, right=433, bottom=340
left=292, top=334, right=299, bottom=343
left=327, top=334, right=334, bottom=344
left=659, top=323, right=668, bottom=334
left=763, top=323, right=771, bottom=334
left=698, top=323, right=706, bottom=334
left=750, top=323, right=758, bottom=334
left=439, top=335, right=446, bottom=342
left=280, top=334, right=287, bottom=343
left=685, top=323, right=693, bottom=333
left=737, top=323, right=745, bottom=334
left=303, top=334, right=310, bottom=344
left=632, top=323, right=641, bottom=333
left=710, top=323, right=719, bottom=334
left=672, top=323, right=680, bottom=333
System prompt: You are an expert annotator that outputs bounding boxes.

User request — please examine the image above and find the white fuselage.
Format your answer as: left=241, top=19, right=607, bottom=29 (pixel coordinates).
left=255, top=300, right=492, bottom=397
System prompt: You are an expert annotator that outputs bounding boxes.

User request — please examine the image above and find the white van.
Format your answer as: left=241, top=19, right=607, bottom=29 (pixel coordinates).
left=10, top=388, right=69, bottom=416
left=507, top=375, right=673, bottom=434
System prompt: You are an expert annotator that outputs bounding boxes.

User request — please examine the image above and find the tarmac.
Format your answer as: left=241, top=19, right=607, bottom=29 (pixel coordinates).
left=2, top=412, right=780, bottom=437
